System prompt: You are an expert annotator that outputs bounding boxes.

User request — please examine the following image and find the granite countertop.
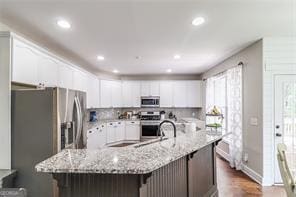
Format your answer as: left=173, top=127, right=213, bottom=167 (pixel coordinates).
left=36, top=129, right=228, bottom=174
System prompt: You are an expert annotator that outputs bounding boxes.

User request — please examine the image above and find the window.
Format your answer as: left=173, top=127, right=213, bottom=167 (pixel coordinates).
left=206, top=74, right=228, bottom=135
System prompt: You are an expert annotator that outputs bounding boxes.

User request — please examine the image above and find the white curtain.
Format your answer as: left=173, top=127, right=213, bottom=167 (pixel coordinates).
left=205, top=77, right=215, bottom=113
left=205, top=65, right=243, bottom=170
left=227, top=65, right=243, bottom=170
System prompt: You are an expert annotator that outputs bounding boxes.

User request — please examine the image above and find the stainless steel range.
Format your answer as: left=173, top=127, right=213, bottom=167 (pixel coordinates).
left=140, top=111, right=161, bottom=139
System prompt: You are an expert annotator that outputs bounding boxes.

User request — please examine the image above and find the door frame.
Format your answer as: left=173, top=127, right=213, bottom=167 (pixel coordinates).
left=273, top=74, right=296, bottom=184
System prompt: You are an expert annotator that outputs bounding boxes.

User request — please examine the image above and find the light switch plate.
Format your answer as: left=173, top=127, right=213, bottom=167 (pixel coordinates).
left=250, top=117, right=258, bottom=126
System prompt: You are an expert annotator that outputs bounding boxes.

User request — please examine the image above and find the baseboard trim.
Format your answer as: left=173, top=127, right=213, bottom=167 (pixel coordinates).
left=216, top=148, right=264, bottom=186
left=241, top=164, right=263, bottom=185
left=216, top=147, right=230, bottom=162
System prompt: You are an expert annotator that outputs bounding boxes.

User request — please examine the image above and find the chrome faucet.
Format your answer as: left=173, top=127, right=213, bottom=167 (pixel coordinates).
left=158, top=120, right=177, bottom=140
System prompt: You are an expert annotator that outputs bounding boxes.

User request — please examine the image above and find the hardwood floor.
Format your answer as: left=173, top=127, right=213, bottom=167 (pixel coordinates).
left=217, top=156, right=286, bottom=197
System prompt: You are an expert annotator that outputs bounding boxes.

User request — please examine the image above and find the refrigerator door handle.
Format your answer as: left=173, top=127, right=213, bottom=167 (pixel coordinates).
left=74, top=96, right=81, bottom=148
left=77, top=97, right=83, bottom=144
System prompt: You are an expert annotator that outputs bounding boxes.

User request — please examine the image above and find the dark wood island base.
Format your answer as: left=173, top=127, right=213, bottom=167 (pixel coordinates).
left=53, top=141, right=219, bottom=197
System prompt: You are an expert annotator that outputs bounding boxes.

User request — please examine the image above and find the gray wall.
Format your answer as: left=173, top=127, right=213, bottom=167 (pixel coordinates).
left=202, top=40, right=263, bottom=176
left=0, top=32, right=11, bottom=169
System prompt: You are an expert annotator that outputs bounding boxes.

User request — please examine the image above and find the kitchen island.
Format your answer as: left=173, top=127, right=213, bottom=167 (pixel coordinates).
left=36, top=130, right=227, bottom=197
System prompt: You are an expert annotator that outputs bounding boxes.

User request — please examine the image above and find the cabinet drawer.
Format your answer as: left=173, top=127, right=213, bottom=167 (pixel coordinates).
left=125, top=121, right=140, bottom=125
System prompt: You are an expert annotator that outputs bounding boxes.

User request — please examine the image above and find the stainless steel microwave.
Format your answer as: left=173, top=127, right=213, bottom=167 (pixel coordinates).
left=141, top=96, right=160, bottom=108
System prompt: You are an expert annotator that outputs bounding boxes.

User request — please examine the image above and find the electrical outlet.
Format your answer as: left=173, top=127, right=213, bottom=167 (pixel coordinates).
left=250, top=117, right=258, bottom=126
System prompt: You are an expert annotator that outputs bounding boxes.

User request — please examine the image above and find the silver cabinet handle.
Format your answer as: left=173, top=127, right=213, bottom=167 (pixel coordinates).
left=276, top=133, right=282, bottom=137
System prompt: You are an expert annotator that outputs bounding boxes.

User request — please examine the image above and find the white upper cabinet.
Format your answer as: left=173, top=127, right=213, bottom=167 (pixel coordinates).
left=173, top=81, right=187, bottom=107
left=140, top=81, right=160, bottom=96
left=150, top=81, right=160, bottom=96
left=122, top=81, right=141, bottom=107
left=111, top=81, right=122, bottom=108
left=187, top=80, right=202, bottom=107
left=100, top=80, right=122, bottom=108
left=73, top=69, right=87, bottom=92
left=131, top=82, right=141, bottom=107
left=87, top=75, right=100, bottom=109
left=37, top=53, right=58, bottom=87
left=140, top=81, right=150, bottom=96
left=100, top=80, right=112, bottom=108
left=122, top=81, right=133, bottom=107
left=12, top=38, right=38, bottom=85
left=160, top=81, right=173, bottom=107
left=58, top=62, right=73, bottom=89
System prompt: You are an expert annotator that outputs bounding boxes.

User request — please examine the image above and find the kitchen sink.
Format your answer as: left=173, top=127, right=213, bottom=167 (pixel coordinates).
left=133, top=137, right=169, bottom=148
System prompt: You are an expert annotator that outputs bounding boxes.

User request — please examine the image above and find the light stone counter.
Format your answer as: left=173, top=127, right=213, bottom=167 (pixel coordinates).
left=36, top=130, right=227, bottom=174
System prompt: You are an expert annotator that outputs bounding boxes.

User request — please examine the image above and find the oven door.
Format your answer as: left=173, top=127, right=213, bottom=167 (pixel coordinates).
left=141, top=122, right=160, bottom=139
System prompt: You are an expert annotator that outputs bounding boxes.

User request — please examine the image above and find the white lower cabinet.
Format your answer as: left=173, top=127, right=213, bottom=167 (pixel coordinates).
left=86, top=123, right=106, bottom=149
left=125, top=121, right=140, bottom=141
left=107, top=122, right=117, bottom=144
left=116, top=121, right=125, bottom=141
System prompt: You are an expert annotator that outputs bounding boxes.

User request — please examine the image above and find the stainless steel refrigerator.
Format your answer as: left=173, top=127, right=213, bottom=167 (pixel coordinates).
left=11, top=87, right=86, bottom=197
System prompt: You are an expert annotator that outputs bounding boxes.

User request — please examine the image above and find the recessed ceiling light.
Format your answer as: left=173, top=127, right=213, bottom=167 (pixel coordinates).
left=113, top=69, right=119, bottom=73
left=174, top=55, right=181, bottom=60
left=97, top=55, right=105, bottom=61
left=57, top=19, right=71, bottom=29
left=192, top=17, right=205, bottom=26
left=166, top=69, right=172, bottom=73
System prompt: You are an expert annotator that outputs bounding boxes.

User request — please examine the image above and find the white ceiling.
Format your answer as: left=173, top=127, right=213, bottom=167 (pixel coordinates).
left=0, top=0, right=295, bottom=75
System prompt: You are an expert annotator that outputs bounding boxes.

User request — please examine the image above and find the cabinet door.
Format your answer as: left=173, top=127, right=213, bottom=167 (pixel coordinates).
left=12, top=39, right=38, bottom=85
left=73, top=69, right=87, bottom=92
left=87, top=125, right=106, bottom=149
left=86, top=128, right=100, bottom=149
left=131, top=81, right=141, bottom=107
left=37, top=53, right=58, bottom=87
left=125, top=121, right=140, bottom=141
left=97, top=124, right=107, bottom=147
left=111, top=81, right=122, bottom=108
left=150, top=81, right=160, bottom=96
left=141, top=81, right=150, bottom=96
left=187, top=80, right=202, bottom=107
left=116, top=121, right=125, bottom=141
left=160, top=81, right=173, bottom=107
left=87, top=75, right=100, bottom=109
left=58, top=62, right=73, bottom=89
left=107, top=122, right=116, bottom=143
left=173, top=81, right=187, bottom=107
left=100, top=80, right=112, bottom=108
left=122, top=81, right=133, bottom=107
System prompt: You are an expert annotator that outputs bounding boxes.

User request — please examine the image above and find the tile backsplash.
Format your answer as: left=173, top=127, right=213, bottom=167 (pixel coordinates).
left=86, top=107, right=202, bottom=121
